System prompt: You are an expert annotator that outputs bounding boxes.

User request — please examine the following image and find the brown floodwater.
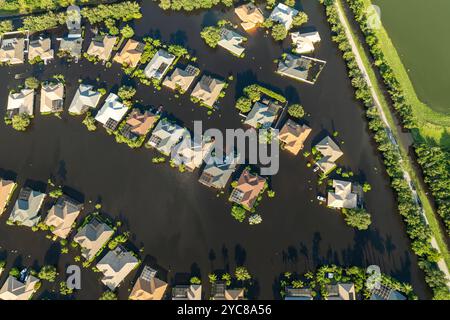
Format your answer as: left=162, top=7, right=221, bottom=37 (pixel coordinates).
left=0, top=0, right=430, bottom=299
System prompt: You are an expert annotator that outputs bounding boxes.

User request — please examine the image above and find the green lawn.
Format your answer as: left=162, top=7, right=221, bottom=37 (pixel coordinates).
left=363, top=0, right=450, bottom=149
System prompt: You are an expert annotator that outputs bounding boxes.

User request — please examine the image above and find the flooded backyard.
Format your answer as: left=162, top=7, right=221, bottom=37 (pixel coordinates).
left=0, top=0, right=430, bottom=299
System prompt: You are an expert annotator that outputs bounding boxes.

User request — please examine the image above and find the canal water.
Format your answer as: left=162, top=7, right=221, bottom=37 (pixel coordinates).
left=0, top=0, right=430, bottom=299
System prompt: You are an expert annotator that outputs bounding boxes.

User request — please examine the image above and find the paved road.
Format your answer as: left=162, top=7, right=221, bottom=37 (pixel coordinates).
left=335, top=0, right=450, bottom=288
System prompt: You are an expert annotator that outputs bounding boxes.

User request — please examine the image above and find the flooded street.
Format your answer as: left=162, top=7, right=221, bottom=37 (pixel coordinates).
left=0, top=0, right=430, bottom=299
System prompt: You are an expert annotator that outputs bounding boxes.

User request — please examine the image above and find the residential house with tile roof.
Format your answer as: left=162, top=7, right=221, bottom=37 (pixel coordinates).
left=40, top=82, right=64, bottom=114
left=278, top=119, right=311, bottom=155
left=146, top=118, right=186, bottom=156
left=144, top=49, right=176, bottom=80
left=95, top=93, right=129, bottom=131
left=44, top=195, right=83, bottom=239
left=229, top=168, right=266, bottom=210
left=191, top=75, right=225, bottom=107
left=68, top=83, right=102, bottom=115
left=234, top=3, right=264, bottom=31
left=9, top=187, right=46, bottom=227
left=86, top=35, right=117, bottom=62
left=129, top=266, right=168, bottom=300
left=163, top=64, right=199, bottom=92
left=315, top=136, right=343, bottom=173
left=113, top=39, right=144, bottom=68
left=74, top=217, right=114, bottom=260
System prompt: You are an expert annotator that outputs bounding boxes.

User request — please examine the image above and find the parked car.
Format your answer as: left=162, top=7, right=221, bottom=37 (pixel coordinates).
left=317, top=195, right=326, bottom=202
left=313, top=165, right=320, bottom=172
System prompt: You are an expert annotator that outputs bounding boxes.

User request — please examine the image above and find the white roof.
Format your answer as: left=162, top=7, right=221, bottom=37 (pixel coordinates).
left=327, top=180, right=358, bottom=209
left=68, top=84, right=102, bottom=114
left=96, top=246, right=139, bottom=290
left=172, top=135, right=214, bottom=171
left=244, top=100, right=281, bottom=129
left=217, top=28, right=246, bottom=56
left=147, top=119, right=186, bottom=156
left=7, top=88, right=34, bottom=115
left=0, top=275, right=39, bottom=300
left=144, top=49, right=176, bottom=80
left=94, top=93, right=128, bottom=125
left=269, top=3, right=299, bottom=30
left=291, top=31, right=320, bottom=54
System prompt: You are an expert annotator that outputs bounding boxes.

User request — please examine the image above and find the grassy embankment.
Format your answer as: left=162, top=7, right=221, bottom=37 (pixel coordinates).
left=336, top=0, right=450, bottom=269
left=362, top=0, right=450, bottom=148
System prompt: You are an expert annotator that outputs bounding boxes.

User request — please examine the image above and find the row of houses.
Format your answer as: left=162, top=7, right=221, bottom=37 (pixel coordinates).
left=284, top=282, right=406, bottom=300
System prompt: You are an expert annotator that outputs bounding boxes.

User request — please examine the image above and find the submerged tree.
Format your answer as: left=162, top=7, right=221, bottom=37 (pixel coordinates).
left=235, top=266, right=251, bottom=281
left=200, top=26, right=221, bottom=48
left=99, top=290, right=118, bottom=300
left=342, top=208, right=372, bottom=230
left=25, top=76, right=40, bottom=89
left=271, top=23, right=287, bottom=41
left=287, top=104, right=305, bottom=118
left=11, top=113, right=31, bottom=131
left=231, top=205, right=246, bottom=223
left=38, top=265, right=58, bottom=282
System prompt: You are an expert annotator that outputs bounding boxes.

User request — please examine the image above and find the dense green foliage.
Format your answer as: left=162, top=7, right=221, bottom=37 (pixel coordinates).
left=415, top=144, right=450, bottom=236
left=287, top=104, right=305, bottom=118
left=321, top=0, right=449, bottom=299
left=271, top=23, right=287, bottom=41
left=25, top=77, right=40, bottom=89
left=280, top=264, right=416, bottom=299
left=342, top=208, right=371, bottom=230
left=11, top=113, right=31, bottom=131
left=81, top=2, right=142, bottom=24
left=0, top=20, right=14, bottom=34
left=38, top=265, right=58, bottom=282
left=99, top=290, right=117, bottom=300
left=346, top=0, right=415, bottom=129
left=158, top=0, right=233, bottom=11
left=231, top=205, right=246, bottom=222
left=200, top=26, right=221, bottom=48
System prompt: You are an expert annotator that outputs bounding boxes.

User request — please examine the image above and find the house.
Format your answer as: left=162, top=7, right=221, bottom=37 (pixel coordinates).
left=146, top=118, right=186, bottom=156
left=269, top=3, right=299, bottom=30
left=68, top=83, right=102, bottom=115
left=44, top=195, right=83, bottom=239
left=325, top=283, right=356, bottom=300
left=73, top=217, right=114, bottom=261
left=59, top=7, right=83, bottom=60
left=244, top=99, right=282, bottom=129
left=95, top=93, right=128, bottom=131
left=66, top=5, right=82, bottom=37
left=28, top=37, right=54, bottom=64
left=315, top=136, right=343, bottom=173
left=211, top=282, right=244, bottom=300
left=291, top=31, right=321, bottom=54
left=59, top=37, right=83, bottom=59
left=278, top=119, right=312, bottom=155
left=144, top=49, right=176, bottom=80
left=171, top=135, right=214, bottom=171
left=163, top=64, right=199, bottom=92
left=172, top=284, right=202, bottom=300
left=129, top=266, right=168, bottom=300
left=0, top=31, right=28, bottom=64
left=9, top=187, right=46, bottom=227
left=234, top=3, right=264, bottom=31
left=40, top=82, right=64, bottom=114
left=0, top=178, right=16, bottom=215
left=229, top=168, right=266, bottom=210
left=199, top=149, right=240, bottom=189
left=113, top=39, right=144, bottom=68
left=327, top=180, right=358, bottom=209
left=86, top=35, right=117, bottom=62
left=284, top=286, right=313, bottom=300
left=6, top=88, right=34, bottom=118
left=217, top=28, right=246, bottom=57
left=96, top=246, right=139, bottom=290
left=120, top=109, right=158, bottom=141
left=191, top=75, right=225, bottom=107
left=277, top=53, right=326, bottom=84
left=0, top=273, right=39, bottom=300
left=370, top=284, right=406, bottom=300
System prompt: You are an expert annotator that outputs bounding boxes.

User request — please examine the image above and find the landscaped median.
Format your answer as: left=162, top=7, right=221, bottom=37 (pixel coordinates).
left=320, top=0, right=449, bottom=299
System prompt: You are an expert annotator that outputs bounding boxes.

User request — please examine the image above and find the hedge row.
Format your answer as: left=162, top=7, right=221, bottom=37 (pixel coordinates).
left=320, top=0, right=449, bottom=299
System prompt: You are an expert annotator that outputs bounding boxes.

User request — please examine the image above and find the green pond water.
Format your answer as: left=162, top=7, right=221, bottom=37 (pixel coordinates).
left=373, top=0, right=450, bottom=115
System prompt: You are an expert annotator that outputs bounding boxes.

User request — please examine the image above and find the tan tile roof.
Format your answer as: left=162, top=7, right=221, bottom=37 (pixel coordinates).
left=225, top=288, right=245, bottom=300
left=125, top=109, right=158, bottom=136
left=229, top=168, right=266, bottom=209
left=235, top=3, right=264, bottom=30
left=327, top=180, right=357, bottom=209
left=315, top=136, right=343, bottom=173
left=87, top=35, right=117, bottom=61
left=40, top=82, right=64, bottom=113
left=113, top=39, right=143, bottom=68
left=0, top=179, right=15, bottom=215
left=44, top=196, right=82, bottom=239
left=191, top=75, right=225, bottom=107
left=0, top=37, right=25, bottom=64
left=163, top=65, right=199, bottom=92
left=28, top=38, right=54, bottom=62
left=0, top=274, right=39, bottom=300
left=129, top=266, right=168, bottom=300
left=279, top=119, right=312, bottom=155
